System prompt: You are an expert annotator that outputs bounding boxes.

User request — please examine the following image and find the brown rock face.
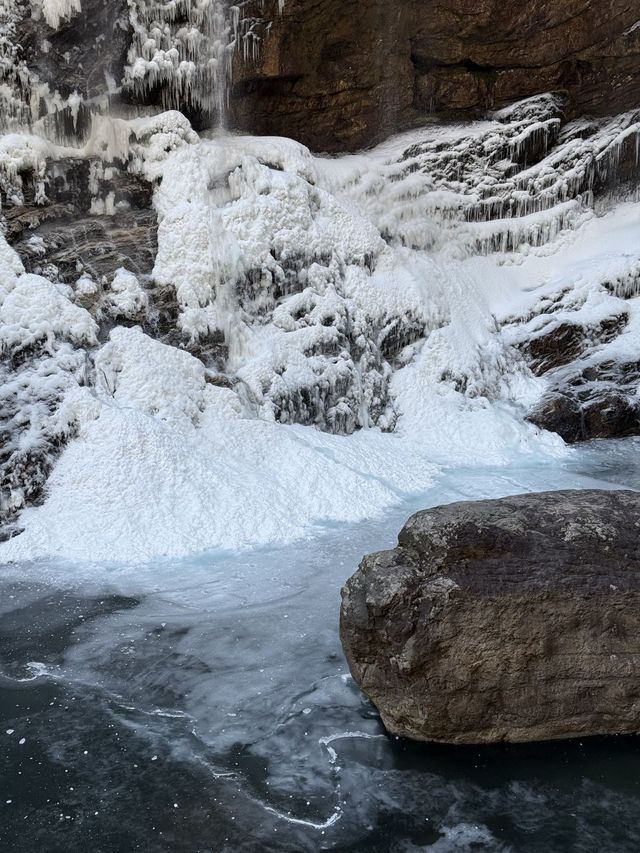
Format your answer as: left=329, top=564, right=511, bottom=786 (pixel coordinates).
left=528, top=389, right=640, bottom=442
left=340, top=489, right=640, bottom=744
left=7, top=1, right=640, bottom=151
left=230, top=0, right=640, bottom=150
left=521, top=314, right=640, bottom=443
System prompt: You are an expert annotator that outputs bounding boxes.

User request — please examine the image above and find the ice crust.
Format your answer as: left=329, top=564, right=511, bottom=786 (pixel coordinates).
left=1, top=100, right=640, bottom=563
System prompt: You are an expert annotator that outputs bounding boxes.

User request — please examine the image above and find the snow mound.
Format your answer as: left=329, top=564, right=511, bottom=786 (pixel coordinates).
left=94, top=326, right=211, bottom=429
left=0, top=274, right=97, bottom=353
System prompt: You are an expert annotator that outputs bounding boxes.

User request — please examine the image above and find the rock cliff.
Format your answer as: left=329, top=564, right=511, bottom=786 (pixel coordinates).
left=231, top=0, right=640, bottom=150
left=3, top=1, right=640, bottom=151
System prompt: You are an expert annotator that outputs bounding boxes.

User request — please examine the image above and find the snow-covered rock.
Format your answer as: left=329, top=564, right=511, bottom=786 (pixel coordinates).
left=1, top=94, right=639, bottom=559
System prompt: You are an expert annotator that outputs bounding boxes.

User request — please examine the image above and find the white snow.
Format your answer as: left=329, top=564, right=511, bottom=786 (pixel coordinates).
left=0, top=273, right=97, bottom=352
left=94, top=326, right=214, bottom=429
left=0, top=397, right=438, bottom=561
left=1, top=106, right=639, bottom=564
left=102, top=269, right=149, bottom=321
left=0, top=232, right=24, bottom=294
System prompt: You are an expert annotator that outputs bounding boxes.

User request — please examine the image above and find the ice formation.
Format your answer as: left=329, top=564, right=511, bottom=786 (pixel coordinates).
left=317, top=95, right=640, bottom=256
left=0, top=1, right=91, bottom=135
left=0, top=0, right=279, bottom=144
left=102, top=268, right=149, bottom=320
left=0, top=233, right=97, bottom=519
left=39, top=0, right=82, bottom=30
left=125, top=0, right=279, bottom=126
left=1, top=64, right=639, bottom=560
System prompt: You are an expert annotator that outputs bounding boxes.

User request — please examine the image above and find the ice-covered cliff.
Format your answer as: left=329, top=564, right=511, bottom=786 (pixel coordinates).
left=1, top=1, right=639, bottom=561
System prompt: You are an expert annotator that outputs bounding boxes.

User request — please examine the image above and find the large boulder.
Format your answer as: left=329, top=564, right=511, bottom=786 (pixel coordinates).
left=340, top=489, right=640, bottom=744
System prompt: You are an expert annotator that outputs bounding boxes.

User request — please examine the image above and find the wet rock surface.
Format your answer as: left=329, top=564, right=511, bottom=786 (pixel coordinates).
left=231, top=0, right=640, bottom=150
left=528, top=386, right=640, bottom=442
left=340, top=489, right=640, bottom=744
left=520, top=310, right=640, bottom=443
left=16, top=209, right=158, bottom=284
left=524, top=318, right=627, bottom=377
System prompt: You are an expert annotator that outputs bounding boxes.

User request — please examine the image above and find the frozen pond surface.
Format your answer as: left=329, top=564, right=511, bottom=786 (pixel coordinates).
left=1, top=439, right=640, bottom=852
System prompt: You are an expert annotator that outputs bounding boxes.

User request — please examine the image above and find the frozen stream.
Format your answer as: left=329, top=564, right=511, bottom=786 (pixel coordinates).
left=1, top=439, right=640, bottom=852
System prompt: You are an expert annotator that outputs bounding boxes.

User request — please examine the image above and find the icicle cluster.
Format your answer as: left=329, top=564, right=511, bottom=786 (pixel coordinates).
left=0, top=0, right=37, bottom=131
left=0, top=0, right=91, bottom=142
left=39, top=0, right=82, bottom=30
left=335, top=95, right=640, bottom=257
left=124, top=0, right=275, bottom=126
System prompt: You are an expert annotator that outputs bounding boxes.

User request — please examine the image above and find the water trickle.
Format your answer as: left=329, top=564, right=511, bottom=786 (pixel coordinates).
left=125, top=0, right=271, bottom=129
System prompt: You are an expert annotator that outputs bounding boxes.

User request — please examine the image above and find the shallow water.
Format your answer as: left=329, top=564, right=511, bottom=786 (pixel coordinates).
left=1, top=439, right=640, bottom=852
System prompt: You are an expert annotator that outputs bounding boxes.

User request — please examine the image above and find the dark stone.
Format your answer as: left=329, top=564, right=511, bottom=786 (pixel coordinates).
left=340, top=489, right=640, bottom=744
left=159, top=328, right=229, bottom=372
left=582, top=393, right=640, bottom=439
left=527, top=393, right=583, bottom=442
left=228, top=0, right=640, bottom=151
left=4, top=156, right=156, bottom=277
left=528, top=390, right=640, bottom=443
left=525, top=316, right=629, bottom=377
left=526, top=323, right=586, bottom=376
left=43, top=159, right=92, bottom=209
left=2, top=202, right=80, bottom=244
left=521, top=306, right=636, bottom=443
left=16, top=209, right=158, bottom=284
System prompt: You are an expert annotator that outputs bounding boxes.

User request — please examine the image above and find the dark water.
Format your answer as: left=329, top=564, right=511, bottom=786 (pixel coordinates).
left=2, top=442, right=640, bottom=852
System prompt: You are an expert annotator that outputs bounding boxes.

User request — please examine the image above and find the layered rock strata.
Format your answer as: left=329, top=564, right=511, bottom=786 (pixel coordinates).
left=232, top=0, right=640, bottom=150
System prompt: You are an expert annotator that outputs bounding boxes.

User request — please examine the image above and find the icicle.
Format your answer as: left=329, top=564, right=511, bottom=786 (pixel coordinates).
left=66, top=90, right=83, bottom=131
left=39, top=0, right=82, bottom=30
left=123, top=0, right=285, bottom=128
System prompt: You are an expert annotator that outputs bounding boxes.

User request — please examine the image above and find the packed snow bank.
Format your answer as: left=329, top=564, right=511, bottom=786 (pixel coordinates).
left=1, top=319, right=557, bottom=563
left=0, top=382, right=557, bottom=563
left=94, top=327, right=213, bottom=429
left=0, top=259, right=561, bottom=563
left=0, top=387, right=439, bottom=562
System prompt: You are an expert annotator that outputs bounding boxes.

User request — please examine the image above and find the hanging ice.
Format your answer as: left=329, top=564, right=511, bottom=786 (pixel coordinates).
left=39, top=0, right=82, bottom=30
left=125, top=0, right=274, bottom=127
